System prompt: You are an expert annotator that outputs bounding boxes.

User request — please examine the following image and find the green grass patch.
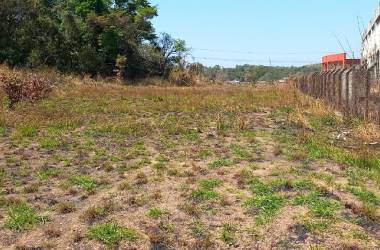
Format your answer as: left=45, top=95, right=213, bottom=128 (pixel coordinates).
left=348, top=186, right=380, bottom=205
left=293, top=192, right=341, bottom=218
left=279, top=106, right=295, bottom=114
left=199, top=150, right=211, bottom=158
left=249, top=178, right=273, bottom=196
left=0, top=123, right=6, bottom=136
left=302, top=218, right=334, bottom=233
left=293, top=179, right=316, bottom=191
left=36, top=168, right=61, bottom=180
left=147, top=207, right=169, bottom=219
left=156, top=154, right=170, bottom=163
left=5, top=202, right=46, bottom=231
left=198, top=178, right=223, bottom=189
left=14, top=125, right=38, bottom=138
left=208, top=159, right=233, bottom=169
left=231, top=144, right=250, bottom=160
left=191, top=188, right=220, bottom=202
left=184, top=131, right=200, bottom=141
left=220, top=223, right=237, bottom=244
left=88, top=222, right=139, bottom=246
left=69, top=175, right=97, bottom=192
left=245, top=194, right=286, bottom=225
left=39, top=137, right=64, bottom=149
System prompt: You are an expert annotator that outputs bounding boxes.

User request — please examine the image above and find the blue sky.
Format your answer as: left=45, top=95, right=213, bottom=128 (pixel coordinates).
left=150, top=0, right=380, bottom=67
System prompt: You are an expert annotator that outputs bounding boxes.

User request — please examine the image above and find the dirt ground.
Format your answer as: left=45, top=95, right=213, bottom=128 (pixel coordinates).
left=0, top=84, right=379, bottom=249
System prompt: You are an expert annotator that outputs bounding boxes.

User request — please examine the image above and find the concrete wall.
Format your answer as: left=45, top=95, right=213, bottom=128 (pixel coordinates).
left=362, top=4, right=380, bottom=76
left=294, top=68, right=380, bottom=125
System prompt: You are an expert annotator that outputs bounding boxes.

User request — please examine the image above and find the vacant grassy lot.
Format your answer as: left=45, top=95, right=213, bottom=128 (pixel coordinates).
left=0, top=82, right=379, bottom=249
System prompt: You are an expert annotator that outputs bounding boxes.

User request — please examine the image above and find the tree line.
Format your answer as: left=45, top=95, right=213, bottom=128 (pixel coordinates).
left=0, top=0, right=188, bottom=80
left=204, top=64, right=321, bottom=83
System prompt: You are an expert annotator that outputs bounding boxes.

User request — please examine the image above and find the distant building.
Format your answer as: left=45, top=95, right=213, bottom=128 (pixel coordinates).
left=322, top=53, right=360, bottom=72
left=362, top=4, right=380, bottom=76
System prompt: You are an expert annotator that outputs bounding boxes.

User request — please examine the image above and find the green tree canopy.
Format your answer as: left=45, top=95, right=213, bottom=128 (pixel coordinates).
left=0, top=0, right=162, bottom=79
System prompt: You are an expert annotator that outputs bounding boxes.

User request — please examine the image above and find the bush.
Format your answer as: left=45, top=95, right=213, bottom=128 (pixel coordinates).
left=168, top=66, right=195, bottom=86
left=0, top=73, right=52, bottom=109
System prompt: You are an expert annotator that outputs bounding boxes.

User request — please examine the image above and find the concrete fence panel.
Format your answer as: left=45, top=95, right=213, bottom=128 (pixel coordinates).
left=292, top=67, right=380, bottom=125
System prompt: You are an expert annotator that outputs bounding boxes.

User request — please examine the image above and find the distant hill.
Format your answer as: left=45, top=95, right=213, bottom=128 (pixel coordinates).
left=204, top=64, right=321, bottom=82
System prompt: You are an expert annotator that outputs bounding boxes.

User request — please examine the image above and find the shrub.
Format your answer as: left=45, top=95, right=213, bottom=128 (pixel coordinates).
left=0, top=72, right=52, bottom=109
left=168, top=66, right=195, bottom=86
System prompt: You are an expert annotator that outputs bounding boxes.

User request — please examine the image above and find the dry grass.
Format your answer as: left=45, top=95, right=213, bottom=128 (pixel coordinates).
left=0, top=67, right=379, bottom=249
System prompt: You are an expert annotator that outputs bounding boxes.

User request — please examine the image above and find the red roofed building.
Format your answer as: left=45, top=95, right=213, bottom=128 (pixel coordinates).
left=322, top=53, right=360, bottom=71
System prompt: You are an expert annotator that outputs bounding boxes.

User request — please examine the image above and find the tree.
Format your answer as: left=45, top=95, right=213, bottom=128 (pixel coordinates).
left=155, top=33, right=189, bottom=76
left=0, top=0, right=161, bottom=80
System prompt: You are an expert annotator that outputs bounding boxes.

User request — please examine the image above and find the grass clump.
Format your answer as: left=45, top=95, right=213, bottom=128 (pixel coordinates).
left=14, top=125, right=38, bottom=138
left=220, top=224, right=238, bottom=244
left=36, top=168, right=61, bottom=180
left=184, top=131, right=200, bottom=141
left=191, top=177, right=224, bottom=202
left=231, top=144, right=250, bottom=160
left=147, top=207, right=169, bottom=219
left=69, top=175, right=97, bottom=192
left=245, top=194, right=286, bottom=225
left=245, top=178, right=287, bottom=224
left=249, top=178, right=273, bottom=196
left=208, top=159, right=233, bottom=169
left=198, top=178, right=223, bottom=189
left=80, top=203, right=115, bottom=223
left=0, top=125, right=6, bottom=136
left=302, top=218, right=334, bottom=233
left=191, top=189, right=219, bottom=202
left=199, top=150, right=211, bottom=158
left=190, top=220, right=207, bottom=238
left=5, top=202, right=46, bottom=231
left=39, top=137, right=64, bottom=149
left=348, top=186, right=380, bottom=205
left=293, top=192, right=341, bottom=218
left=88, top=222, right=139, bottom=246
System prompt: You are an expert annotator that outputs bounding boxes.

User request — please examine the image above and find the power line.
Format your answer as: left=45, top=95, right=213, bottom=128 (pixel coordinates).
left=191, top=48, right=352, bottom=55
left=191, top=56, right=320, bottom=65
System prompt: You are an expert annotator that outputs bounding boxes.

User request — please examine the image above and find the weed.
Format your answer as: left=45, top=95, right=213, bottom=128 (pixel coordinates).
left=245, top=194, right=286, bottom=225
left=39, top=137, right=64, bottom=150
left=191, top=188, right=219, bottom=202
left=293, top=179, right=316, bottom=191
left=156, top=154, right=170, bottom=163
left=293, top=192, right=341, bottom=218
left=147, top=208, right=169, bottom=219
left=118, top=181, right=132, bottom=191
left=249, top=178, right=273, bottom=196
left=69, top=175, right=97, bottom=192
left=190, top=220, right=207, bottom=238
left=199, top=150, right=211, bottom=158
left=198, top=178, right=223, bottom=189
left=88, top=222, right=138, bottom=246
left=36, top=168, right=61, bottom=180
left=184, top=131, right=200, bottom=141
left=348, top=186, right=380, bottom=205
left=23, top=183, right=39, bottom=193
left=0, top=122, right=6, bottom=136
left=81, top=202, right=116, bottom=223
left=280, top=106, right=295, bottom=114
left=208, top=159, right=233, bottom=169
left=110, top=156, right=122, bottom=162
left=15, top=125, right=37, bottom=138
left=5, top=202, right=45, bottom=231
left=220, top=224, right=237, bottom=244
left=302, top=218, right=333, bottom=233
left=135, top=172, right=148, bottom=186
left=56, top=202, right=76, bottom=214
left=231, top=144, right=250, bottom=160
